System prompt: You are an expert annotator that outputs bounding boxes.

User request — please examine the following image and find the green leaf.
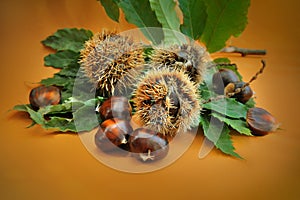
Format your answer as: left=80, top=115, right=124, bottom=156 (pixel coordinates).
left=212, top=112, right=252, bottom=136
left=44, top=50, right=80, bottom=68
left=118, top=0, right=163, bottom=44
left=213, top=57, right=231, bottom=64
left=98, top=0, right=120, bottom=22
left=245, top=98, right=256, bottom=108
left=40, top=74, right=73, bottom=87
left=25, top=106, right=45, bottom=125
left=179, top=0, right=207, bottom=40
left=13, top=104, right=30, bottom=112
left=200, top=115, right=241, bottom=158
left=73, top=104, right=100, bottom=132
left=149, top=0, right=182, bottom=44
left=44, top=117, right=76, bottom=132
left=203, top=98, right=248, bottom=119
left=201, top=0, right=251, bottom=52
left=41, top=28, right=93, bottom=52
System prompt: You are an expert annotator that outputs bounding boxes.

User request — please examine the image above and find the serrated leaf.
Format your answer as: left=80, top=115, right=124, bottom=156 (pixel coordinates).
left=118, top=0, right=163, bottom=44
left=41, top=28, right=93, bottom=52
left=201, top=0, right=251, bottom=52
left=149, top=0, right=182, bottom=44
left=200, top=115, right=241, bottom=158
left=44, top=117, right=76, bottom=132
left=98, top=0, right=120, bottom=22
left=212, top=112, right=252, bottom=136
left=40, top=74, right=73, bottom=87
left=203, top=98, right=248, bottom=119
left=44, top=50, right=80, bottom=68
left=179, top=0, right=207, bottom=40
left=25, top=106, right=44, bottom=125
left=13, top=104, right=30, bottom=112
left=73, top=104, right=100, bottom=132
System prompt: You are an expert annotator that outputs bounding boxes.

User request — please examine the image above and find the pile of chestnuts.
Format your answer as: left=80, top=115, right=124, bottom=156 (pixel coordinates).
left=95, top=96, right=169, bottom=162
left=212, top=67, right=278, bottom=135
left=212, top=68, right=253, bottom=104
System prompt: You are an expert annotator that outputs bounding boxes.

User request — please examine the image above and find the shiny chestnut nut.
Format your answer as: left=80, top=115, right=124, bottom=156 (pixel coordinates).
left=212, top=68, right=240, bottom=94
left=29, top=85, right=61, bottom=110
left=95, top=118, right=133, bottom=152
left=99, top=96, right=132, bottom=121
left=128, top=128, right=169, bottom=162
left=228, top=81, right=253, bottom=104
left=246, top=107, right=279, bottom=136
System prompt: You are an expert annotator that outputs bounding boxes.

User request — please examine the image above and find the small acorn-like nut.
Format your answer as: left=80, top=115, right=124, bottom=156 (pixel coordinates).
left=99, top=96, right=132, bottom=121
left=246, top=107, right=279, bottom=136
left=212, top=68, right=240, bottom=94
left=230, top=81, right=253, bottom=104
left=95, top=118, right=133, bottom=152
left=128, top=128, right=169, bottom=162
left=29, top=85, right=61, bottom=110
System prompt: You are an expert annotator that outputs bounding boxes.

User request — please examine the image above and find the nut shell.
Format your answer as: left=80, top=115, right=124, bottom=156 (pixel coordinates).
left=29, top=85, right=61, bottom=110
left=95, top=118, right=133, bottom=152
left=246, top=107, right=279, bottom=136
left=99, top=96, right=132, bottom=121
left=212, top=68, right=240, bottom=95
left=128, top=128, right=169, bottom=162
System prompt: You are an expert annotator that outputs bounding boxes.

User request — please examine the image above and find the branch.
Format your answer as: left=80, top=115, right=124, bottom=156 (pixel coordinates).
left=219, top=46, right=267, bottom=56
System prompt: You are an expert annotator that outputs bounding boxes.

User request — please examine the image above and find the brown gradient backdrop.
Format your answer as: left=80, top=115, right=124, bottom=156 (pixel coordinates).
left=0, top=0, right=299, bottom=199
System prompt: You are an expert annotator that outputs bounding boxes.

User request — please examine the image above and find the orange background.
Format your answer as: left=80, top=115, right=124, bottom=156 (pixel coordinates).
left=1, top=0, right=300, bottom=199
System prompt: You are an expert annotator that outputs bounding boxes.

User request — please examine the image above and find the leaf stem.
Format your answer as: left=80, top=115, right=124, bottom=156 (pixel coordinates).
left=219, top=46, right=267, bottom=56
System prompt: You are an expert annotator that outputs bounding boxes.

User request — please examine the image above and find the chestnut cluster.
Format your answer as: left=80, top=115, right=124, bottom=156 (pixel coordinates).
left=95, top=96, right=169, bottom=162
left=212, top=68, right=278, bottom=136
left=212, top=68, right=253, bottom=104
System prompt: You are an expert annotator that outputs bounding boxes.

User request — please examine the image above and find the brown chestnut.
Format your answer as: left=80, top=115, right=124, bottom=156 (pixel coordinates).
left=128, top=128, right=169, bottom=162
left=98, top=96, right=132, bottom=121
left=212, top=69, right=240, bottom=95
left=246, top=107, right=279, bottom=136
left=95, top=118, right=133, bottom=152
left=29, top=85, right=61, bottom=110
left=228, top=81, right=253, bottom=104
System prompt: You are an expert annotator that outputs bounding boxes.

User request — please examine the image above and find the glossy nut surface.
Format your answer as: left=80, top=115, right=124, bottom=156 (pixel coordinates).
left=99, top=96, right=132, bottom=121
left=129, top=128, right=169, bottom=162
left=231, top=81, right=253, bottom=104
left=29, top=85, right=61, bottom=110
left=212, top=68, right=240, bottom=95
left=246, top=107, right=279, bottom=136
left=95, top=118, right=133, bottom=152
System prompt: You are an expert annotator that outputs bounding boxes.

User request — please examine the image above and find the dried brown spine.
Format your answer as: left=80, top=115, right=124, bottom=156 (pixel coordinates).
left=79, top=30, right=145, bottom=96
left=150, top=43, right=210, bottom=85
left=133, top=68, right=201, bottom=136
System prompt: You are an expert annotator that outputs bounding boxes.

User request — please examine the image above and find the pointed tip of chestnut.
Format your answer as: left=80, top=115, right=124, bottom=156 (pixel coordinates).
left=246, top=107, right=279, bottom=136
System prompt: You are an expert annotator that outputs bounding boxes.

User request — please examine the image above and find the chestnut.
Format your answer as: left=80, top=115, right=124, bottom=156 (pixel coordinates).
left=128, top=128, right=169, bottom=162
left=212, top=68, right=240, bottom=95
left=29, top=85, right=61, bottom=110
left=229, top=81, right=253, bottom=104
left=246, top=107, right=279, bottom=136
left=95, top=118, right=133, bottom=152
left=98, top=96, right=132, bottom=121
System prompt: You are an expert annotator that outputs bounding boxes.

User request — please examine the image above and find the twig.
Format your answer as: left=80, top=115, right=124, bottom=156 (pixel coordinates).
left=219, top=46, right=267, bottom=57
